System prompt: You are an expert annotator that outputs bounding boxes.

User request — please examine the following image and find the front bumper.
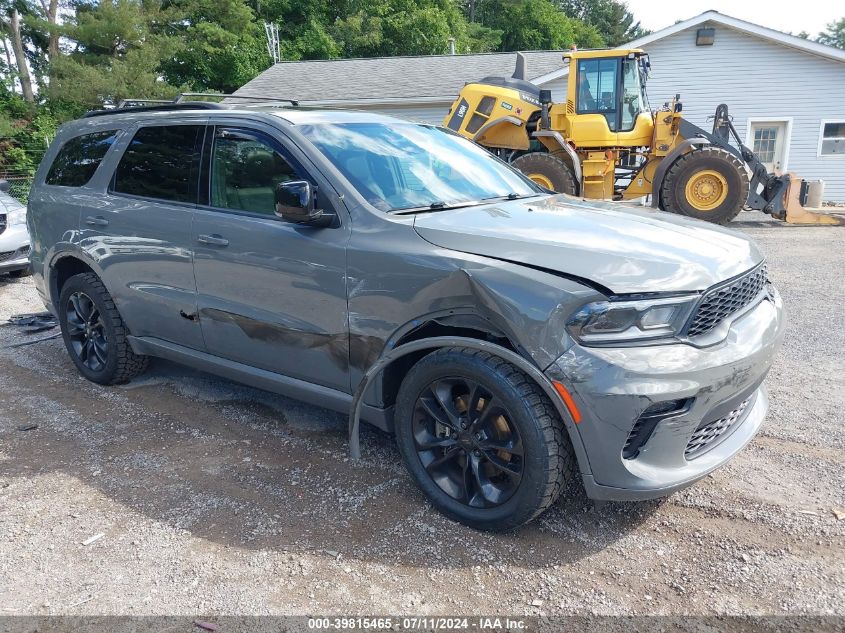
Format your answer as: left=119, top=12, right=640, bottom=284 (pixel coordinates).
left=546, top=288, right=785, bottom=501
left=0, top=223, right=31, bottom=273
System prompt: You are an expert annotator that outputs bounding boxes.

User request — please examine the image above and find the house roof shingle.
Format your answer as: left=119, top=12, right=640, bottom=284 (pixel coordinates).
left=233, top=50, right=567, bottom=103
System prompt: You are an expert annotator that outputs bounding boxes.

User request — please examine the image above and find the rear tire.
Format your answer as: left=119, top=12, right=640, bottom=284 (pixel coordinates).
left=660, top=147, right=749, bottom=224
left=512, top=152, right=578, bottom=195
left=394, top=347, right=575, bottom=531
left=58, top=272, right=149, bottom=385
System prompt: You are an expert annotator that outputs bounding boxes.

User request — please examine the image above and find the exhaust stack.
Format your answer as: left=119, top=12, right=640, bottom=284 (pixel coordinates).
left=513, top=52, right=527, bottom=80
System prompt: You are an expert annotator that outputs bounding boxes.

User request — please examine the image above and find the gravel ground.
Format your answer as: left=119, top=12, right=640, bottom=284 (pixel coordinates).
left=0, top=212, right=843, bottom=618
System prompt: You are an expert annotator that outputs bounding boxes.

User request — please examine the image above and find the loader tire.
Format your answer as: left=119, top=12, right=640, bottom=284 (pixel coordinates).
left=660, top=147, right=749, bottom=224
left=511, top=152, right=578, bottom=195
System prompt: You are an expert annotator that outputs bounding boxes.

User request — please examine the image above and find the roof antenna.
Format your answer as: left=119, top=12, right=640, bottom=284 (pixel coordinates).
left=513, top=51, right=527, bottom=80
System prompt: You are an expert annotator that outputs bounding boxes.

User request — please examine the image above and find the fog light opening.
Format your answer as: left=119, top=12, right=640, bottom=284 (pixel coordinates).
left=623, top=398, right=694, bottom=460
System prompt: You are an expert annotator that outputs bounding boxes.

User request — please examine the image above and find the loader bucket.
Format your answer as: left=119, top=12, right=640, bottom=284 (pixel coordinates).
left=783, top=175, right=845, bottom=226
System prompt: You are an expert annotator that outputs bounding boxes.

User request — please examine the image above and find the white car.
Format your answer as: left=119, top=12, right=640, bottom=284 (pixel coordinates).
left=0, top=181, right=32, bottom=277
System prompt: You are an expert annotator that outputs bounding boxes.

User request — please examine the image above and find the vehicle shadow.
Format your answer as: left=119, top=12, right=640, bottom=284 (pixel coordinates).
left=0, top=334, right=663, bottom=571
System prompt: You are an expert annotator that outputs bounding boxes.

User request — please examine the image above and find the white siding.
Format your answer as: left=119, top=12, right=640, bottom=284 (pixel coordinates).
left=643, top=24, right=845, bottom=201
left=542, top=75, right=568, bottom=102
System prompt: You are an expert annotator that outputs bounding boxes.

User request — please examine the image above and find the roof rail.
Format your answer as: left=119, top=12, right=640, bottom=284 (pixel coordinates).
left=81, top=92, right=299, bottom=119
left=175, top=92, right=299, bottom=106
left=116, top=98, right=172, bottom=108
left=81, top=102, right=226, bottom=118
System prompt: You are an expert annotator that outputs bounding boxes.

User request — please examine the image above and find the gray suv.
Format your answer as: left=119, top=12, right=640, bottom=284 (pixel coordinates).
left=28, top=103, right=784, bottom=530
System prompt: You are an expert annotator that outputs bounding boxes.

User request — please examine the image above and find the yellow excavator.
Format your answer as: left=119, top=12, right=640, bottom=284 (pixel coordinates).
left=444, top=48, right=842, bottom=225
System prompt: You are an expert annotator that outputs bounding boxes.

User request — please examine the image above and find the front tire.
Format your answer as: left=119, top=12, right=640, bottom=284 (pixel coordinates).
left=660, top=147, right=749, bottom=224
left=58, top=272, right=149, bottom=385
left=394, top=347, right=574, bottom=531
left=511, top=152, right=578, bottom=195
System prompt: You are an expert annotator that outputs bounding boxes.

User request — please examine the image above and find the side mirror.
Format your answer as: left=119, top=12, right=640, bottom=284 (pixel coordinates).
left=274, top=180, right=332, bottom=227
left=0, top=180, right=9, bottom=193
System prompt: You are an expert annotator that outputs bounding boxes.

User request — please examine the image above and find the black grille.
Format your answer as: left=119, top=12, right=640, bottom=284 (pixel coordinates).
left=0, top=245, right=27, bottom=262
left=0, top=214, right=6, bottom=235
left=685, top=397, right=751, bottom=459
left=687, top=265, right=769, bottom=338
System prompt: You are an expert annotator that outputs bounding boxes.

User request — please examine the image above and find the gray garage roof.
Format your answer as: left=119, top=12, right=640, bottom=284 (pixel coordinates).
left=233, top=51, right=566, bottom=104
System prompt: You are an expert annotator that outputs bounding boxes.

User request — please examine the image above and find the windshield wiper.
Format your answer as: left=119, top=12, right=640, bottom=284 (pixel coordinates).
left=481, top=192, right=545, bottom=202
left=391, top=200, right=485, bottom=215
left=391, top=193, right=547, bottom=215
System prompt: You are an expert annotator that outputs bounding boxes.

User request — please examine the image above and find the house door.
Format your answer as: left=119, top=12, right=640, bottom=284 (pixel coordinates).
left=749, top=121, right=789, bottom=172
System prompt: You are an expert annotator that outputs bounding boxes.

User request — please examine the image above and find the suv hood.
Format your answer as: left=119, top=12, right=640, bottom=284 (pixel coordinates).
left=412, top=195, right=763, bottom=295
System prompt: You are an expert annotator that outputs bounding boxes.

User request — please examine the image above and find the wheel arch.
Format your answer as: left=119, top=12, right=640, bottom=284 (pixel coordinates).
left=371, top=312, right=519, bottom=412
left=349, top=335, right=591, bottom=480
left=47, top=251, right=101, bottom=311
left=531, top=130, right=582, bottom=191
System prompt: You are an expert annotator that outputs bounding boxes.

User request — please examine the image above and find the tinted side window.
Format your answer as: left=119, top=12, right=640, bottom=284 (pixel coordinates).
left=112, top=125, right=202, bottom=203
left=46, top=130, right=118, bottom=187
left=209, top=129, right=298, bottom=215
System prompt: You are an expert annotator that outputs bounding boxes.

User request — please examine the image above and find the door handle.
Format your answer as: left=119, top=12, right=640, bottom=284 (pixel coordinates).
left=85, top=215, right=109, bottom=227
left=197, top=234, right=229, bottom=247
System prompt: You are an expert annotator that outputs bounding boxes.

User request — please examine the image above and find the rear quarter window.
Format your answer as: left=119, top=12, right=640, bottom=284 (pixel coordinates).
left=45, top=130, right=119, bottom=187
left=111, top=125, right=202, bottom=203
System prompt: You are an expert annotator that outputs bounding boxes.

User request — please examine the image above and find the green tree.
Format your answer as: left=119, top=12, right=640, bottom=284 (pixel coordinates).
left=499, top=0, right=603, bottom=50
left=48, top=0, right=183, bottom=107
left=818, top=18, right=845, bottom=49
left=159, top=0, right=269, bottom=93
left=0, top=1, right=37, bottom=102
left=253, top=0, right=340, bottom=60
left=329, top=0, right=499, bottom=58
left=559, top=0, right=649, bottom=46
left=458, top=0, right=603, bottom=50
left=0, top=85, right=58, bottom=177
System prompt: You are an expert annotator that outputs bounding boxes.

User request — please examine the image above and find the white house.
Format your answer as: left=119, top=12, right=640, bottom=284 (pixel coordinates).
left=234, top=10, right=845, bottom=201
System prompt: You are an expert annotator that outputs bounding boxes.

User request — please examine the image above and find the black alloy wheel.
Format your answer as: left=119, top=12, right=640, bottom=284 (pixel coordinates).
left=412, top=377, right=524, bottom=508
left=65, top=291, right=109, bottom=372
left=395, top=347, right=574, bottom=531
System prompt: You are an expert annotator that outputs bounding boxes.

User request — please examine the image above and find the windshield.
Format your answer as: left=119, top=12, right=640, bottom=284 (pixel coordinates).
left=297, top=122, right=542, bottom=212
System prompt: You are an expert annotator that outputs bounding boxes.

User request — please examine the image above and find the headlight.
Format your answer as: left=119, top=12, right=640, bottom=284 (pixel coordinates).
left=6, top=206, right=27, bottom=226
left=567, top=295, right=699, bottom=345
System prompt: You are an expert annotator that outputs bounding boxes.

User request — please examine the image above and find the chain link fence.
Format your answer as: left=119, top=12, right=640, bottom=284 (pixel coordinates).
left=0, top=177, right=34, bottom=204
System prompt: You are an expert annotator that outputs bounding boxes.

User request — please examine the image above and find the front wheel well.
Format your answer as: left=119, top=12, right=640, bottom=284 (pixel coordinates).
left=376, top=317, right=518, bottom=410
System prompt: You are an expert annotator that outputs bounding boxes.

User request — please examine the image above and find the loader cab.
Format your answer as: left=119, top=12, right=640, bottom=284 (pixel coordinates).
left=562, top=49, right=653, bottom=147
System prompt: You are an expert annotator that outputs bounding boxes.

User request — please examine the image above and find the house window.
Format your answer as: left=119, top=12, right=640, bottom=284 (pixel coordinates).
left=753, top=126, right=778, bottom=163
left=819, top=122, right=845, bottom=156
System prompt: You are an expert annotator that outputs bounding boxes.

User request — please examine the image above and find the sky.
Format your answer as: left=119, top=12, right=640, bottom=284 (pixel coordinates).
left=625, top=0, right=840, bottom=38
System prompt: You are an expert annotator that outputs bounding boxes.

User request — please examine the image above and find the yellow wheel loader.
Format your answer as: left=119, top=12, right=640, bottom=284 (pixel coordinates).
left=444, top=48, right=843, bottom=226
